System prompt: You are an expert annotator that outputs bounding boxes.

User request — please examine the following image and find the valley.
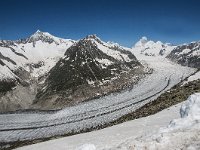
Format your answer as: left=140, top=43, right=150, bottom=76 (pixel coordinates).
left=0, top=32, right=199, bottom=150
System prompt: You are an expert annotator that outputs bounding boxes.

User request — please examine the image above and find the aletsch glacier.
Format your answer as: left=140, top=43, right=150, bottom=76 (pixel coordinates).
left=0, top=31, right=199, bottom=149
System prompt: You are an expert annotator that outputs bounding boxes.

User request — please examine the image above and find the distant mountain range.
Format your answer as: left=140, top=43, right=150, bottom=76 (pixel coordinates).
left=132, top=37, right=200, bottom=69
left=132, top=36, right=175, bottom=56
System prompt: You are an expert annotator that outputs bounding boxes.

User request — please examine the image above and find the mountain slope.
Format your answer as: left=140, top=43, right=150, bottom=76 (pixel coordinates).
left=34, top=35, right=145, bottom=110
left=0, top=30, right=74, bottom=79
left=167, top=41, right=200, bottom=68
left=132, top=37, right=175, bottom=56
left=0, top=30, right=74, bottom=87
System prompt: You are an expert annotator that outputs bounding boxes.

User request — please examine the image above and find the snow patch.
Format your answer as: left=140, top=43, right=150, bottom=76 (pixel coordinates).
left=76, top=144, right=96, bottom=150
left=178, top=48, right=191, bottom=55
left=0, top=65, right=17, bottom=80
left=96, top=58, right=113, bottom=66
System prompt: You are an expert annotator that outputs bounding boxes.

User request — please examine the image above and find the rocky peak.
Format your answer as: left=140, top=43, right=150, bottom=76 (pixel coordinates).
left=82, top=34, right=103, bottom=45
left=85, top=34, right=98, bottom=39
left=27, top=30, right=58, bottom=44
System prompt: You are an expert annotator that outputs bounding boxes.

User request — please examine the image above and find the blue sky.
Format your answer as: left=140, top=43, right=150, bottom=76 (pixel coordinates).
left=0, top=0, right=200, bottom=47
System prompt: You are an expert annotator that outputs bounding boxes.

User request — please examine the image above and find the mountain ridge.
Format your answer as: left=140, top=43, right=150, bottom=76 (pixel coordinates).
left=33, top=34, right=145, bottom=110
left=0, top=32, right=145, bottom=112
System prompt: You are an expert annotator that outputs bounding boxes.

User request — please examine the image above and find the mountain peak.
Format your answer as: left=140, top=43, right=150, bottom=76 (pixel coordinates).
left=80, top=34, right=103, bottom=45
left=86, top=34, right=98, bottom=39
left=27, top=30, right=63, bottom=44
left=84, top=34, right=101, bottom=42
left=134, top=36, right=166, bottom=48
left=132, top=37, right=175, bottom=56
left=140, top=36, right=148, bottom=42
left=35, top=29, right=41, bottom=33
left=31, top=30, right=52, bottom=38
left=134, top=36, right=149, bottom=48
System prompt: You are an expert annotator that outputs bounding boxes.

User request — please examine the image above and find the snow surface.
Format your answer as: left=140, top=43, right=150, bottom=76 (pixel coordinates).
left=15, top=93, right=200, bottom=150
left=109, top=93, right=200, bottom=150
left=75, top=144, right=96, bottom=150
left=0, top=65, right=17, bottom=80
left=178, top=48, right=192, bottom=55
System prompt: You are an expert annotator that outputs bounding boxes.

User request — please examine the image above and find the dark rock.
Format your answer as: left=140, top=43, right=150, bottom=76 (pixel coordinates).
left=167, top=42, right=200, bottom=68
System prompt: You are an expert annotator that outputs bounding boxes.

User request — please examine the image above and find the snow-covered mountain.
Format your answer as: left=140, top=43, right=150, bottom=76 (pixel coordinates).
left=167, top=41, right=200, bottom=68
left=0, top=30, right=75, bottom=80
left=33, top=35, right=144, bottom=110
left=132, top=36, right=176, bottom=56
left=0, top=31, right=75, bottom=111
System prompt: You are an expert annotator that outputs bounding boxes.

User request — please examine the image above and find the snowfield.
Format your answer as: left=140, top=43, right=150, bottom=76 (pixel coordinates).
left=0, top=52, right=196, bottom=147
left=15, top=93, right=200, bottom=150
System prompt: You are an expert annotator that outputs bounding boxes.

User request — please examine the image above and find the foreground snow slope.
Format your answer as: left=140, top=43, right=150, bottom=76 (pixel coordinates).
left=110, top=93, right=200, bottom=150
left=16, top=93, right=200, bottom=150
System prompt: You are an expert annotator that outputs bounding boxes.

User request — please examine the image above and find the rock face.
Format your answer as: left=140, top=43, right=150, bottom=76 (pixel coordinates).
left=33, top=35, right=145, bottom=110
left=167, top=42, right=200, bottom=68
